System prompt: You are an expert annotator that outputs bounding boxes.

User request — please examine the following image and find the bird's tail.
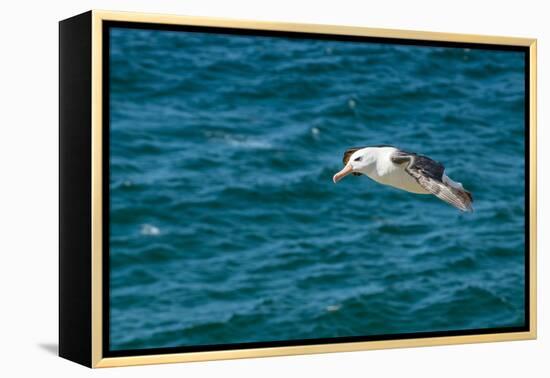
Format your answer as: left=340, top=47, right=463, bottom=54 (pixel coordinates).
left=442, top=174, right=474, bottom=212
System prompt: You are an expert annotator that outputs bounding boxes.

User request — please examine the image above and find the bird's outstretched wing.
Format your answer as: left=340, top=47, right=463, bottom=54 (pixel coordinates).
left=391, top=150, right=474, bottom=212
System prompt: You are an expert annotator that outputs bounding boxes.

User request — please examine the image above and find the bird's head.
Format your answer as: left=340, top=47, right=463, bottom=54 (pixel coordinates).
left=332, top=147, right=375, bottom=183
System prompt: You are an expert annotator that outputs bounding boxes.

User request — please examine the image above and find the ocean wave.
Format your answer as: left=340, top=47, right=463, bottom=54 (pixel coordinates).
left=204, top=130, right=274, bottom=150
left=108, top=28, right=527, bottom=349
left=411, top=285, right=516, bottom=323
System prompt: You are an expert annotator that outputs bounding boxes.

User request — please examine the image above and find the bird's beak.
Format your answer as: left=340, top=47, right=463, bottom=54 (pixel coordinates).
left=333, top=164, right=353, bottom=183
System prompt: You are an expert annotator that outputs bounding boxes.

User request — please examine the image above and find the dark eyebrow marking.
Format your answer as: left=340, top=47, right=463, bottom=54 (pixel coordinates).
left=343, top=146, right=367, bottom=165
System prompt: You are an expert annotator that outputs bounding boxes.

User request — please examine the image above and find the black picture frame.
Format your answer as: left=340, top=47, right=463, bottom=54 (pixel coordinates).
left=59, top=10, right=537, bottom=368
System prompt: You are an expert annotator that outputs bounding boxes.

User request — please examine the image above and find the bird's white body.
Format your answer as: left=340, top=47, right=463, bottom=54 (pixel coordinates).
left=354, top=147, right=429, bottom=194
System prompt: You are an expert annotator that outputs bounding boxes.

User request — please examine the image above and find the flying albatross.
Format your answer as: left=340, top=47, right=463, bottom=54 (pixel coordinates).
left=333, top=145, right=473, bottom=212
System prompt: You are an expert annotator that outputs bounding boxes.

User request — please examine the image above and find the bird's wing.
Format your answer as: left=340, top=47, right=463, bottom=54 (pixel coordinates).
left=391, top=150, right=473, bottom=212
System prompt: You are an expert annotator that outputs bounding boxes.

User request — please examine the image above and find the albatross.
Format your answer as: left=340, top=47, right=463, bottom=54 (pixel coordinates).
left=333, top=145, right=474, bottom=212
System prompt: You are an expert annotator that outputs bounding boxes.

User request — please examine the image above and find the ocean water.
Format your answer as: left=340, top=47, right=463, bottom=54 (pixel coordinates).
left=108, top=27, right=526, bottom=351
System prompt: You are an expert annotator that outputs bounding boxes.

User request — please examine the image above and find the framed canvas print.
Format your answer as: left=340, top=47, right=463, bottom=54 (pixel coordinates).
left=59, top=10, right=537, bottom=368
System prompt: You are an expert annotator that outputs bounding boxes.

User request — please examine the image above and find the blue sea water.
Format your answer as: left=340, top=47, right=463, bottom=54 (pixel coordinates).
left=108, top=27, right=526, bottom=351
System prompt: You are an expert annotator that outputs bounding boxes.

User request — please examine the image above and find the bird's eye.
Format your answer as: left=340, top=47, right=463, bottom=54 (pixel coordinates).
left=354, top=156, right=362, bottom=162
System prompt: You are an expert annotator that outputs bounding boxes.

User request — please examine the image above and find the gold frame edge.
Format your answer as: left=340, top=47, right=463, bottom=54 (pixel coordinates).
left=91, top=10, right=104, bottom=368
left=96, top=332, right=534, bottom=368
left=528, top=40, right=537, bottom=338
left=89, top=9, right=537, bottom=368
